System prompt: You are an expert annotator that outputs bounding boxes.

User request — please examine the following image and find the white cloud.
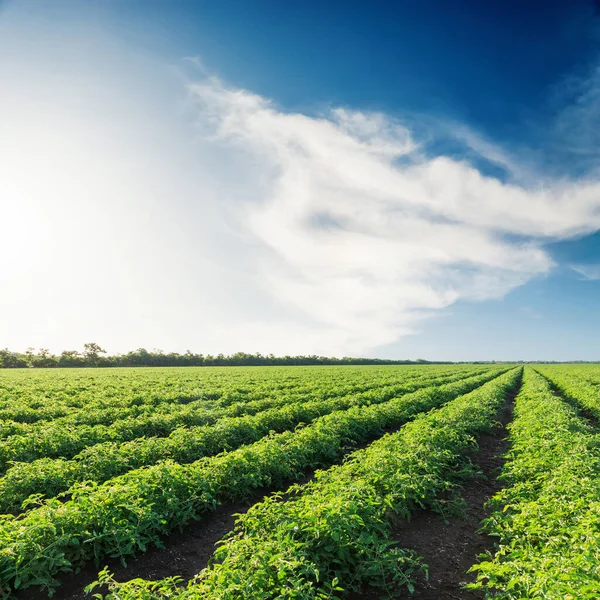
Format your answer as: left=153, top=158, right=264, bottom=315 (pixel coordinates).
left=181, top=74, right=600, bottom=354
left=552, top=63, right=600, bottom=163
left=571, top=264, right=600, bottom=280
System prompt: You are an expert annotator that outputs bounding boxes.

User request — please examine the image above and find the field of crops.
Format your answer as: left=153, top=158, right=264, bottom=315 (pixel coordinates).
left=0, top=363, right=598, bottom=599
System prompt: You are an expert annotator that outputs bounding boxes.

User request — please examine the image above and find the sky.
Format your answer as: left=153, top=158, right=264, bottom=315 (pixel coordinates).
left=1, top=0, right=600, bottom=361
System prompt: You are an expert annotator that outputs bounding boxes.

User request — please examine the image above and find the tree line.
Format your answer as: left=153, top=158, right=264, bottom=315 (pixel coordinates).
left=0, top=343, right=438, bottom=368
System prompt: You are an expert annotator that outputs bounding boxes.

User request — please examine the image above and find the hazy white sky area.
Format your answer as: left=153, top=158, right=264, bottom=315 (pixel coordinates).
left=2, top=1, right=600, bottom=357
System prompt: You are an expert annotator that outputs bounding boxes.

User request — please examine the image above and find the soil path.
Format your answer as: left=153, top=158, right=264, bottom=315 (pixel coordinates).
left=351, top=381, right=519, bottom=600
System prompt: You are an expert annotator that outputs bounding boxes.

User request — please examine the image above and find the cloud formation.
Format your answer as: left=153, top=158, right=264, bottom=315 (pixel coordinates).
left=552, top=62, right=600, bottom=168
left=572, top=264, right=600, bottom=280
left=185, top=75, right=600, bottom=354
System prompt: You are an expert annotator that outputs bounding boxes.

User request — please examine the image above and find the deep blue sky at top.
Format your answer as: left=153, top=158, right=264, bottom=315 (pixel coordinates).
left=113, top=0, right=599, bottom=148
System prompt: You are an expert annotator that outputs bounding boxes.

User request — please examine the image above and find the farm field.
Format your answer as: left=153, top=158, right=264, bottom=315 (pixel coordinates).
left=0, top=364, right=598, bottom=599
left=5, top=1, right=599, bottom=599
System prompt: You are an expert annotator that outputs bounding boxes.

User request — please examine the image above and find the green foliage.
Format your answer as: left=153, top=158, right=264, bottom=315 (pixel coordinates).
left=95, top=369, right=520, bottom=599
left=0, top=366, right=507, bottom=597
left=469, top=367, right=600, bottom=598
left=6, top=363, right=600, bottom=599
left=0, top=367, right=495, bottom=513
left=535, top=363, right=600, bottom=419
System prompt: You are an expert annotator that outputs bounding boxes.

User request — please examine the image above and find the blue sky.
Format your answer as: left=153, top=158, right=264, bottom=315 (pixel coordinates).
left=1, top=0, right=600, bottom=360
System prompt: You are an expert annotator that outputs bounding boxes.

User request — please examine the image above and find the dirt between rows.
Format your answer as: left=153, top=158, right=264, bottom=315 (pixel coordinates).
left=350, top=388, right=517, bottom=600
left=21, top=382, right=517, bottom=600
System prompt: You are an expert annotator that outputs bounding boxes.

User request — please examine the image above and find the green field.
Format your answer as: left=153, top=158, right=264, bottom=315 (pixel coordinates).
left=0, top=364, right=598, bottom=599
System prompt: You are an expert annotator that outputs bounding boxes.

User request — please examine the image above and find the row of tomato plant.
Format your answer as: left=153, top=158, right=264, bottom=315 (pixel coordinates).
left=534, top=364, right=600, bottom=420
left=0, top=368, right=506, bottom=597
left=0, top=368, right=486, bottom=473
left=90, top=368, right=520, bottom=599
left=536, top=364, right=600, bottom=385
left=0, top=369, right=499, bottom=513
left=467, top=367, right=600, bottom=598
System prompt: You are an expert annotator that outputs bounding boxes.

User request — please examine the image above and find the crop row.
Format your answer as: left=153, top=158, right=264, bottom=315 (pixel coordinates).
left=470, top=368, right=600, bottom=598
left=0, top=368, right=487, bottom=472
left=536, top=364, right=600, bottom=386
left=0, top=369, right=508, bottom=597
left=91, top=368, right=521, bottom=599
left=534, top=365, right=600, bottom=420
left=0, top=369, right=503, bottom=514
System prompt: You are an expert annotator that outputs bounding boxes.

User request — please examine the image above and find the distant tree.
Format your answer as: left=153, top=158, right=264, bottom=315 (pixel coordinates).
left=0, top=343, right=437, bottom=368
left=0, top=349, right=28, bottom=368
left=58, top=350, right=84, bottom=368
left=83, top=343, right=106, bottom=366
left=31, top=348, right=57, bottom=368
left=24, top=347, right=36, bottom=368
left=123, top=348, right=152, bottom=367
